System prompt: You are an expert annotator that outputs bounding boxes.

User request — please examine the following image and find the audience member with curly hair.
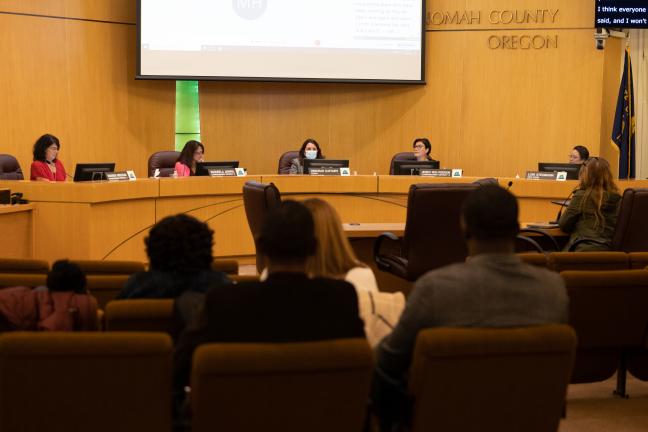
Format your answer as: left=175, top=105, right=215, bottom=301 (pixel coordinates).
left=118, top=214, right=231, bottom=329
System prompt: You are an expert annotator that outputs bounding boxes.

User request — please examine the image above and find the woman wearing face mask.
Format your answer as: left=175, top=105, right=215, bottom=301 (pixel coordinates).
left=289, top=138, right=325, bottom=174
left=30, top=134, right=67, bottom=182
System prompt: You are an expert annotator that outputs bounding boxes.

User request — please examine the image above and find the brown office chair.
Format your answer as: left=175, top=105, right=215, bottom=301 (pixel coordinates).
left=0, top=258, right=49, bottom=274
left=562, top=269, right=648, bottom=397
left=548, top=252, right=629, bottom=272
left=191, top=339, right=373, bottom=432
left=408, top=326, right=575, bottom=432
left=373, top=183, right=478, bottom=281
left=0, top=332, right=172, bottom=432
left=242, top=181, right=282, bottom=272
left=147, top=150, right=180, bottom=177
left=104, top=299, right=175, bottom=334
left=0, top=154, right=24, bottom=180
left=278, top=150, right=299, bottom=174
left=70, top=260, right=145, bottom=276
left=567, top=188, right=648, bottom=252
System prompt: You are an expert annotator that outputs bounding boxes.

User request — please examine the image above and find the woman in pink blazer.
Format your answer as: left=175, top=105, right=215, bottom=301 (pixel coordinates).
left=30, top=134, right=67, bottom=181
left=175, top=140, right=204, bottom=177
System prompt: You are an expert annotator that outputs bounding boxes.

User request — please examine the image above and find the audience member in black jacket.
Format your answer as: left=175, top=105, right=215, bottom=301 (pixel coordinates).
left=117, top=214, right=230, bottom=334
left=173, top=200, right=365, bottom=393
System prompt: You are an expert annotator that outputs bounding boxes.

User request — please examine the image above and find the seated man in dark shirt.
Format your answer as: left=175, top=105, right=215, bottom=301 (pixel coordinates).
left=371, top=185, right=568, bottom=430
left=173, top=200, right=366, bottom=394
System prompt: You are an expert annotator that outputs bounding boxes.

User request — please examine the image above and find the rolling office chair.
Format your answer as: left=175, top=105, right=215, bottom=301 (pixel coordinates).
left=277, top=151, right=299, bottom=174
left=373, top=183, right=478, bottom=281
left=242, top=181, right=282, bottom=272
left=0, top=154, right=24, bottom=180
left=147, top=151, right=180, bottom=177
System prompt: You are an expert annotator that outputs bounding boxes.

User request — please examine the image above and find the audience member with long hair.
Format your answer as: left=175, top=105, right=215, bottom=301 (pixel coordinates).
left=559, top=157, right=621, bottom=251
left=303, top=198, right=404, bottom=346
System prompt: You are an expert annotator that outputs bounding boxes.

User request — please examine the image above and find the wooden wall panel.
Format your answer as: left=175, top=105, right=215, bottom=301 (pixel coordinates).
left=0, top=0, right=625, bottom=182
left=0, top=12, right=173, bottom=178
left=426, top=0, right=593, bottom=30
left=0, top=0, right=134, bottom=23
left=200, top=27, right=611, bottom=177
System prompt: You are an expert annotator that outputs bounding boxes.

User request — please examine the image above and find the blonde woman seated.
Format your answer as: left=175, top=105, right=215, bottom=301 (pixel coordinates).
left=303, top=198, right=405, bottom=346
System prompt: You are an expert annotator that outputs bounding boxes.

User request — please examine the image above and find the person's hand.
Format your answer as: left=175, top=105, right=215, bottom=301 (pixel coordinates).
left=36, top=177, right=51, bottom=182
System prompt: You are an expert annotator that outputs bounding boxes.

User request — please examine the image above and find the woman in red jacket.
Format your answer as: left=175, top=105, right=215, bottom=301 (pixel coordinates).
left=30, top=134, right=67, bottom=181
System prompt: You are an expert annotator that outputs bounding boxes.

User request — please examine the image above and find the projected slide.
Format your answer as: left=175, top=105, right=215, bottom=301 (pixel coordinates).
left=139, top=0, right=424, bottom=82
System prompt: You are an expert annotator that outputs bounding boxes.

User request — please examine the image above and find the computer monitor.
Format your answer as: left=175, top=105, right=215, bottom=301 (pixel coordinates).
left=195, top=161, right=239, bottom=176
left=303, top=159, right=349, bottom=174
left=393, top=160, right=440, bottom=175
left=73, top=163, right=116, bottom=182
left=538, top=163, right=582, bottom=180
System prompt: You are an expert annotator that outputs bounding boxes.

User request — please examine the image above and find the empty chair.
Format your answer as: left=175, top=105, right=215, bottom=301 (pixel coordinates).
left=70, top=260, right=146, bottom=276
left=562, top=270, right=648, bottom=396
left=191, top=339, right=373, bottom=432
left=0, top=258, right=49, bottom=274
left=628, top=252, right=648, bottom=269
left=374, top=183, right=477, bottom=281
left=388, top=152, right=417, bottom=175
left=408, top=326, right=575, bottom=432
left=516, top=253, right=548, bottom=268
left=85, top=274, right=131, bottom=309
left=0, top=154, right=24, bottom=180
left=278, top=150, right=299, bottom=174
left=105, top=299, right=175, bottom=334
left=548, top=252, right=629, bottom=272
left=0, top=332, right=171, bottom=432
left=242, top=181, right=282, bottom=272
left=148, top=150, right=180, bottom=177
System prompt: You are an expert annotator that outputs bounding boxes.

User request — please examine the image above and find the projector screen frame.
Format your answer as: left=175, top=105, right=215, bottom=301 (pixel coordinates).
left=136, top=0, right=426, bottom=85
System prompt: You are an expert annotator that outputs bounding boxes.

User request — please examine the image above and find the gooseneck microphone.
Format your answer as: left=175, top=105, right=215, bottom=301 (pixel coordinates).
left=552, top=188, right=578, bottom=224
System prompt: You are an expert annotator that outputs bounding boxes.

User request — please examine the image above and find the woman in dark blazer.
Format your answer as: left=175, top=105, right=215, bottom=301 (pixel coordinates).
left=289, top=138, right=325, bottom=174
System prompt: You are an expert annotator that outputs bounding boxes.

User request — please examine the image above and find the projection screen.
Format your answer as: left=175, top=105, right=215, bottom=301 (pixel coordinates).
left=138, top=0, right=425, bottom=83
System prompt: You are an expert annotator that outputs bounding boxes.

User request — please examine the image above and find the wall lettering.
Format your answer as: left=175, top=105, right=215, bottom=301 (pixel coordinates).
left=426, top=8, right=561, bottom=50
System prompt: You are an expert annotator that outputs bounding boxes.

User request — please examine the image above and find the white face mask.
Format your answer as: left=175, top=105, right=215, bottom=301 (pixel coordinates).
left=305, top=150, right=318, bottom=160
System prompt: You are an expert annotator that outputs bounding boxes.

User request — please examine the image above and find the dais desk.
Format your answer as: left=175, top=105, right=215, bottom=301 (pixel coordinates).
left=0, top=176, right=644, bottom=263
left=0, top=203, right=35, bottom=259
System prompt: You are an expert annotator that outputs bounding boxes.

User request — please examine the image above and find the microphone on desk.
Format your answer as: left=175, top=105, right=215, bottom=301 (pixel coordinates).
left=507, top=181, right=513, bottom=189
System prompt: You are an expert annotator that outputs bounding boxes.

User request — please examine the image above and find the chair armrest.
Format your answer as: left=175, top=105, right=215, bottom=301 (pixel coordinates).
left=519, top=228, right=560, bottom=252
left=373, top=232, right=403, bottom=271
left=516, top=235, right=545, bottom=253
